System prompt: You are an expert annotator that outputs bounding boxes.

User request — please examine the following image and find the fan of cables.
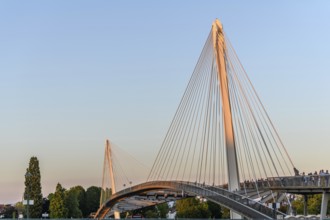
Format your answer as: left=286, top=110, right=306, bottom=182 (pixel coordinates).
left=100, top=140, right=149, bottom=205
left=147, top=22, right=295, bottom=189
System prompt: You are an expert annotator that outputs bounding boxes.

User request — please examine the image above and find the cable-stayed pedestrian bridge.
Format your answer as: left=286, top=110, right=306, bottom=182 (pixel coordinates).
left=95, top=19, right=330, bottom=219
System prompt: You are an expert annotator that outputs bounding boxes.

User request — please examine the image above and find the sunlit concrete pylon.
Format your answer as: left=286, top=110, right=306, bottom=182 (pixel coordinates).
left=212, top=18, right=241, bottom=219
left=100, top=139, right=120, bottom=219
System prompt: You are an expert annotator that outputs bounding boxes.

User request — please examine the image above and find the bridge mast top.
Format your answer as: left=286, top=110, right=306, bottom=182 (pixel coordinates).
left=212, top=19, right=225, bottom=49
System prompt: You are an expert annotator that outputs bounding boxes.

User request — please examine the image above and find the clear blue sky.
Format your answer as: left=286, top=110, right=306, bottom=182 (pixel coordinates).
left=1, top=1, right=330, bottom=204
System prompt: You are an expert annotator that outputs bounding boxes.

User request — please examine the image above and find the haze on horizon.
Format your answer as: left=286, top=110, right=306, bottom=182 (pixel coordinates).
left=1, top=1, right=330, bottom=204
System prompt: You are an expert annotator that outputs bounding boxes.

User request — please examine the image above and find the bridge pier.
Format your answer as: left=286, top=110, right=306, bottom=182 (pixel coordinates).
left=230, top=211, right=241, bottom=219
left=320, top=192, right=329, bottom=220
left=303, top=194, right=308, bottom=216
left=114, top=211, right=120, bottom=219
left=106, top=140, right=120, bottom=219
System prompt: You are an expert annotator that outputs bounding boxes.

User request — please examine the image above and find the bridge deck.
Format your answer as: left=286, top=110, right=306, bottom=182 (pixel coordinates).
left=96, top=175, right=330, bottom=219
left=95, top=181, right=286, bottom=219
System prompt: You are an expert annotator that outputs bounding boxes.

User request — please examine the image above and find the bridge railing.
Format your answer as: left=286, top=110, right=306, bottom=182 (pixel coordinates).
left=267, top=174, right=330, bottom=188
left=181, top=181, right=284, bottom=219
left=233, top=174, right=330, bottom=191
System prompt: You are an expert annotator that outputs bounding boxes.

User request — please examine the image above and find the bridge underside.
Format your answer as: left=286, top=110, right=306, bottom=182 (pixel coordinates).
left=95, top=181, right=284, bottom=219
left=104, top=190, right=192, bottom=218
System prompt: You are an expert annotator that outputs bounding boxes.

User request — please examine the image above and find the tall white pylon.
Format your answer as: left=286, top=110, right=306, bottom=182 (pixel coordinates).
left=212, top=19, right=241, bottom=219
left=101, top=139, right=120, bottom=219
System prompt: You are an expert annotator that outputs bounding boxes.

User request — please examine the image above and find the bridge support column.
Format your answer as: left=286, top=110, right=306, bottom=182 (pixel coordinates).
left=114, top=210, right=120, bottom=219
left=303, top=194, right=308, bottom=216
left=106, top=140, right=120, bottom=219
left=212, top=18, right=241, bottom=220
left=320, top=192, right=329, bottom=220
left=230, top=211, right=241, bottom=219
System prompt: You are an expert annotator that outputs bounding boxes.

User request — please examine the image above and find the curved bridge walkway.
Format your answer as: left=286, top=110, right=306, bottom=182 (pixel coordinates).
left=95, top=180, right=286, bottom=219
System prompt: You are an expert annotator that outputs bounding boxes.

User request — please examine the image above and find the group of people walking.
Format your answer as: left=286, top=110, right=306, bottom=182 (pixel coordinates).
left=300, top=170, right=330, bottom=187
left=242, top=169, right=330, bottom=189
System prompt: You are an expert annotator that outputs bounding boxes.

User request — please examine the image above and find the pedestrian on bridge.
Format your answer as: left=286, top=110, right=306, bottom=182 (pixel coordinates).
left=325, top=170, right=329, bottom=187
left=319, top=170, right=325, bottom=187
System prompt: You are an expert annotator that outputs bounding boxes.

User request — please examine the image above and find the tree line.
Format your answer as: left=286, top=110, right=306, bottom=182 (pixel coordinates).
left=1, top=157, right=102, bottom=218
left=47, top=184, right=101, bottom=218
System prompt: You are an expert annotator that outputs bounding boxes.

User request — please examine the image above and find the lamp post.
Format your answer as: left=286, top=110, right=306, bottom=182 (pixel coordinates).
left=25, top=171, right=32, bottom=219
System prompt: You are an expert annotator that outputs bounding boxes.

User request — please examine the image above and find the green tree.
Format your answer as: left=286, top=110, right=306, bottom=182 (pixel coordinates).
left=221, top=206, right=230, bottom=219
left=292, top=196, right=304, bottom=214
left=85, top=186, right=101, bottom=216
left=0, top=205, right=17, bottom=218
left=70, top=186, right=87, bottom=217
left=278, top=204, right=288, bottom=214
left=207, top=200, right=222, bottom=218
left=176, top=197, right=210, bottom=218
left=49, top=183, right=68, bottom=218
left=134, top=203, right=169, bottom=218
left=308, top=194, right=322, bottom=214
left=24, top=156, right=43, bottom=218
left=157, top=203, right=169, bottom=218
left=47, top=193, right=54, bottom=206
left=15, top=202, right=24, bottom=217
left=145, top=209, right=158, bottom=218
left=65, top=188, right=83, bottom=218
left=292, top=194, right=330, bottom=215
